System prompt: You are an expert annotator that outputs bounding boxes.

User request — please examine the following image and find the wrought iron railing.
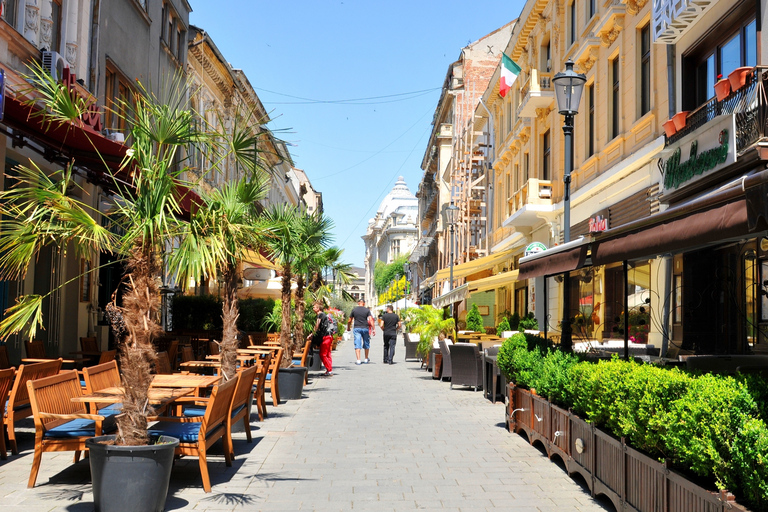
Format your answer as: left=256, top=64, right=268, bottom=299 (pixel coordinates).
left=667, top=66, right=768, bottom=152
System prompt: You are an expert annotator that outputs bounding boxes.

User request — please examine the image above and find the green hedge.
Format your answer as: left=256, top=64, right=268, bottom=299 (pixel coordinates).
left=497, top=337, right=768, bottom=511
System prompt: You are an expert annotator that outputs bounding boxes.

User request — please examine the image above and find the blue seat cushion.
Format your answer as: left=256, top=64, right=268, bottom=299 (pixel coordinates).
left=230, top=404, right=245, bottom=418
left=182, top=405, right=207, bottom=417
left=44, top=418, right=117, bottom=439
left=98, top=403, right=123, bottom=415
left=79, top=378, right=86, bottom=388
left=265, top=373, right=272, bottom=381
left=149, top=421, right=224, bottom=444
left=292, top=359, right=301, bottom=366
left=4, top=400, right=31, bottom=415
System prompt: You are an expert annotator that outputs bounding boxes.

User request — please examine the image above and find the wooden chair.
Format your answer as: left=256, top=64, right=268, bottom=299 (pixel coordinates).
left=292, top=341, right=312, bottom=384
left=0, top=345, right=11, bottom=369
left=252, top=353, right=271, bottom=421
left=264, top=347, right=282, bottom=407
left=26, top=370, right=116, bottom=487
left=24, top=340, right=47, bottom=359
left=181, top=346, right=195, bottom=364
left=155, top=351, right=172, bottom=375
left=4, top=359, right=63, bottom=454
left=265, top=333, right=280, bottom=345
left=96, top=349, right=117, bottom=365
left=179, top=366, right=259, bottom=459
left=167, top=340, right=179, bottom=372
left=208, top=341, right=220, bottom=355
left=0, top=367, right=16, bottom=459
left=82, top=361, right=121, bottom=414
left=80, top=337, right=99, bottom=352
left=248, top=332, right=267, bottom=346
left=148, top=377, right=238, bottom=492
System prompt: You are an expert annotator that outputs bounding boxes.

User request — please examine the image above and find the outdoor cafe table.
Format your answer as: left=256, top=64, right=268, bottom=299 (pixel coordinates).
left=179, top=360, right=223, bottom=375
left=22, top=357, right=89, bottom=368
left=205, top=354, right=256, bottom=365
left=72, top=386, right=196, bottom=408
left=150, top=374, right=221, bottom=396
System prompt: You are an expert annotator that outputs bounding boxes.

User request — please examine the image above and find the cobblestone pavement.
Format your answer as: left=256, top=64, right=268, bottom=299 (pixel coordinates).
left=0, top=333, right=613, bottom=511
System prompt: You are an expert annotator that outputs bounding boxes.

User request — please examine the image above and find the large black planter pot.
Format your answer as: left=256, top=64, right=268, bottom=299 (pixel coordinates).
left=278, top=367, right=307, bottom=399
left=309, top=349, right=322, bottom=371
left=86, top=435, right=179, bottom=512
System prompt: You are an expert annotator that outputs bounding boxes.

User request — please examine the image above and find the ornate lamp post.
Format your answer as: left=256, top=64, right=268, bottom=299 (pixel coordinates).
left=552, top=58, right=586, bottom=352
left=445, top=201, right=460, bottom=316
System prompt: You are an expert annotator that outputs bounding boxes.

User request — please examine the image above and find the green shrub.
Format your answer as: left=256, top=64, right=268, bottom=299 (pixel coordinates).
left=497, top=333, right=527, bottom=382
left=496, top=317, right=511, bottom=336
left=466, top=303, right=484, bottom=332
left=518, top=312, right=539, bottom=330
left=731, top=417, right=768, bottom=510
left=237, top=298, right=275, bottom=332
left=532, top=349, right=580, bottom=406
left=736, top=372, right=768, bottom=423
left=508, top=312, right=520, bottom=331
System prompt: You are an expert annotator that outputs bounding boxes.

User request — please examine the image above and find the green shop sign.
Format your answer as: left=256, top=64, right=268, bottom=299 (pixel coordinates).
left=662, top=129, right=729, bottom=190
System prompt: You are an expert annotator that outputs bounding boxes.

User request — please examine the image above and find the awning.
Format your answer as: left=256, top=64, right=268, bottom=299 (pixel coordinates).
left=431, top=247, right=515, bottom=282
left=467, top=270, right=519, bottom=294
left=518, top=237, right=590, bottom=280
left=242, top=250, right=280, bottom=271
left=432, top=283, right=468, bottom=308
left=592, top=169, right=768, bottom=265
left=237, top=277, right=295, bottom=300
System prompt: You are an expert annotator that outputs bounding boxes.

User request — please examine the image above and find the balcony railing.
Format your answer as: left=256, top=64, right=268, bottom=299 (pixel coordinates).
left=667, top=67, right=768, bottom=152
left=507, top=178, right=553, bottom=217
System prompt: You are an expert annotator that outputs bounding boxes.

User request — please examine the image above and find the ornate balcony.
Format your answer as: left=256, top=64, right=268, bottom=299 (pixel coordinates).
left=502, top=178, right=555, bottom=228
left=653, top=0, right=717, bottom=43
left=517, top=69, right=554, bottom=119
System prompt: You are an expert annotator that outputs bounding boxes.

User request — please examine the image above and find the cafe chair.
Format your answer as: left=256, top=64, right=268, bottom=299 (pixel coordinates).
left=154, top=351, right=173, bottom=375
left=4, top=359, right=63, bottom=455
left=148, top=377, right=238, bottom=492
left=82, top=361, right=122, bottom=414
left=0, top=367, right=16, bottom=459
left=449, top=343, right=484, bottom=391
left=26, top=370, right=116, bottom=487
left=0, top=345, right=11, bottom=369
left=252, top=353, right=272, bottom=421
left=24, top=340, right=47, bottom=359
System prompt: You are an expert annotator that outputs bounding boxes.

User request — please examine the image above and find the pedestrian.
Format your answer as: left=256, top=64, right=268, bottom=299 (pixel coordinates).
left=347, top=298, right=374, bottom=365
left=378, top=304, right=402, bottom=364
left=307, top=301, right=333, bottom=376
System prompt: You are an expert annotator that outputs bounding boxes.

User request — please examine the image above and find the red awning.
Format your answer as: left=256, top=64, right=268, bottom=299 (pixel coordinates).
left=2, top=94, right=201, bottom=215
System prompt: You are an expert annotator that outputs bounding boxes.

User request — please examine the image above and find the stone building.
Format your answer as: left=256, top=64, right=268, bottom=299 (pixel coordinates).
left=363, top=177, right=419, bottom=305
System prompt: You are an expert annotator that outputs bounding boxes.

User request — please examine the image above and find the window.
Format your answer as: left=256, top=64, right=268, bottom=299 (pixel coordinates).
left=523, top=152, right=529, bottom=182
left=588, top=0, right=596, bottom=19
left=542, top=131, right=551, bottom=180
left=541, top=40, right=552, bottom=72
left=611, top=57, right=620, bottom=139
left=640, top=25, right=651, bottom=116
left=2, top=0, right=18, bottom=28
left=161, top=1, right=185, bottom=62
left=51, top=0, right=61, bottom=52
left=682, top=3, right=756, bottom=110
left=104, top=65, right=132, bottom=133
left=587, top=83, right=594, bottom=157
left=569, top=1, right=577, bottom=47
left=392, top=239, right=401, bottom=258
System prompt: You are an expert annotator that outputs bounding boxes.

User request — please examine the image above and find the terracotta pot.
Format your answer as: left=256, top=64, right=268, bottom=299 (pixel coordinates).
left=714, top=79, right=731, bottom=101
left=662, top=119, right=677, bottom=138
left=728, top=66, right=752, bottom=91
left=672, top=111, right=689, bottom=131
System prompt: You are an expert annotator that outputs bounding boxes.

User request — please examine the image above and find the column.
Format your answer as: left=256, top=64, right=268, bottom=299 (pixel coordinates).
left=23, top=0, right=39, bottom=47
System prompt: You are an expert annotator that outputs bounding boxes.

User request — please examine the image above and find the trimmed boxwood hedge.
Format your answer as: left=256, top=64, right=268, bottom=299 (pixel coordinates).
left=497, top=333, right=768, bottom=511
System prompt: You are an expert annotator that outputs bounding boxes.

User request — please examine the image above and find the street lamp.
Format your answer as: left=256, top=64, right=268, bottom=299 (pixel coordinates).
left=445, top=201, right=460, bottom=316
left=552, top=59, right=586, bottom=352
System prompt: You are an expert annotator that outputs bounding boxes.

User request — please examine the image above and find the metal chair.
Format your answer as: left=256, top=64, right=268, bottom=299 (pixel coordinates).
left=449, top=343, right=484, bottom=391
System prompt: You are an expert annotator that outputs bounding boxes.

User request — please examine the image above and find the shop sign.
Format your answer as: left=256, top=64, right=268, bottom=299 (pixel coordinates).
left=524, top=242, right=547, bottom=257
left=659, top=115, right=735, bottom=193
left=61, top=68, right=103, bottom=133
left=589, top=210, right=609, bottom=233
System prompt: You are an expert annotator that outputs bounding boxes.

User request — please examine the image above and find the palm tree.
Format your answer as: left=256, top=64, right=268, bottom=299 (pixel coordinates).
left=260, top=205, right=332, bottom=366
left=170, top=175, right=270, bottom=381
left=0, top=66, right=256, bottom=445
left=408, top=305, right=455, bottom=358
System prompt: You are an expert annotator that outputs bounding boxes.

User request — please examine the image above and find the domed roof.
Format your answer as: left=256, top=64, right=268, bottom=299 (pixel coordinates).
left=377, top=176, right=417, bottom=219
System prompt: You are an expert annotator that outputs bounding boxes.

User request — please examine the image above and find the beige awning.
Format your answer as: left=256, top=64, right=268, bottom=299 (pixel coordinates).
left=237, top=277, right=294, bottom=300
left=242, top=250, right=280, bottom=271
left=467, top=270, right=519, bottom=294
left=431, top=248, right=516, bottom=282
left=432, top=283, right=469, bottom=308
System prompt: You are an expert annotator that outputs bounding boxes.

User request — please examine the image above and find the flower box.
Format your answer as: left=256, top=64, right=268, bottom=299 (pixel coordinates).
left=663, top=119, right=677, bottom=138
left=728, top=66, right=752, bottom=91
left=715, top=79, right=731, bottom=101
left=672, top=111, right=689, bottom=131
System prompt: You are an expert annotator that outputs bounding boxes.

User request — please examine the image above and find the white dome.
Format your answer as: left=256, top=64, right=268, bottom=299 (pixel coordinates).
left=377, top=176, right=417, bottom=219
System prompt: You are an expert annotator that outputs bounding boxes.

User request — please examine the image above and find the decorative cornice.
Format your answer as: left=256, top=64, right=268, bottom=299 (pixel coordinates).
left=624, top=0, right=649, bottom=15
left=535, top=106, right=553, bottom=123
left=594, top=4, right=627, bottom=47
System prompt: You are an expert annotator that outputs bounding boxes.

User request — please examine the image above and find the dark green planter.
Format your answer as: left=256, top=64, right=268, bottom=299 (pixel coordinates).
left=278, top=367, right=307, bottom=399
left=86, top=435, right=179, bottom=512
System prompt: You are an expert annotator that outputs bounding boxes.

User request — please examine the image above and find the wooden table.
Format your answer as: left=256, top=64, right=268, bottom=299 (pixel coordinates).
left=247, top=345, right=281, bottom=351
left=72, top=386, right=195, bottom=407
left=179, top=360, right=221, bottom=375
left=22, top=357, right=88, bottom=368
left=205, top=354, right=256, bottom=365
left=150, top=374, right=220, bottom=395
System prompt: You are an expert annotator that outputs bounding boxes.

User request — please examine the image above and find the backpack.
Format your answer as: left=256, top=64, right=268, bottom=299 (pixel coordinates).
left=325, top=313, right=338, bottom=336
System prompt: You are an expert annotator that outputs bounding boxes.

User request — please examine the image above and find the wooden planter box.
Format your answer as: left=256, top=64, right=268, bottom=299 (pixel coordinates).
left=504, top=384, right=745, bottom=511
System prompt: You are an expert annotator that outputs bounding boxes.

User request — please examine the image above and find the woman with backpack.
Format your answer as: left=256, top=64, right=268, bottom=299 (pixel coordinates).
left=307, top=301, right=333, bottom=376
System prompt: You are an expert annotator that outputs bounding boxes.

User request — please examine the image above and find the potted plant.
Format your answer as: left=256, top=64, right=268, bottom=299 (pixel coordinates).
left=465, top=303, right=484, bottom=332
left=0, top=64, right=267, bottom=507
left=407, top=305, right=455, bottom=360
left=715, top=75, right=731, bottom=101
left=663, top=118, right=677, bottom=138
left=728, top=66, right=752, bottom=91
left=672, top=111, right=690, bottom=131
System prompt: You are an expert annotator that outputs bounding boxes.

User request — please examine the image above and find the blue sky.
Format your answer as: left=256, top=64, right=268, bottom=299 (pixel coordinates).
left=190, top=1, right=524, bottom=267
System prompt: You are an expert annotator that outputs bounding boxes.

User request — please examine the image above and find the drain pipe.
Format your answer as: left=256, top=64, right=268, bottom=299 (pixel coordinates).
left=478, top=98, right=495, bottom=237
left=88, top=0, right=100, bottom=93
left=667, top=44, right=676, bottom=118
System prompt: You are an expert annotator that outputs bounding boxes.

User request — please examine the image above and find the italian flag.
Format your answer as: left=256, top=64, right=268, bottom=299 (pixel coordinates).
left=499, top=53, right=521, bottom=98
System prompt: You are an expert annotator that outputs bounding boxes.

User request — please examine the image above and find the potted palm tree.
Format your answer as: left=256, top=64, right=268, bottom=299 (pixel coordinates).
left=407, top=305, right=455, bottom=360
left=0, top=64, right=266, bottom=509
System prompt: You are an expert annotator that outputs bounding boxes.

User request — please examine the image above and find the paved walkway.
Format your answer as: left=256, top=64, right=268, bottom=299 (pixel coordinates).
left=0, top=333, right=612, bottom=511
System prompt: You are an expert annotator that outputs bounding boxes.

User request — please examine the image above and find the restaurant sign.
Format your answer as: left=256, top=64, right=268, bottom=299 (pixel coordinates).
left=589, top=208, right=609, bottom=233
left=524, top=242, right=547, bottom=257
left=659, top=115, right=735, bottom=193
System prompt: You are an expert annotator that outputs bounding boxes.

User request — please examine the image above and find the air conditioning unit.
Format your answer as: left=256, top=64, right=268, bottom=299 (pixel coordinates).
left=42, top=51, right=68, bottom=81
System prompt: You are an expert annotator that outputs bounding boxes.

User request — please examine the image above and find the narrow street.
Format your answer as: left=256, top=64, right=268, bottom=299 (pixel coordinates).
left=0, top=333, right=612, bottom=511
